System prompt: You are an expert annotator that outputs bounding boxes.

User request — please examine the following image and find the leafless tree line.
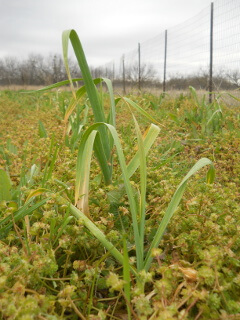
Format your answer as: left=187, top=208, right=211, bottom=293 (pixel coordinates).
left=0, top=54, right=81, bottom=86
left=92, top=63, right=240, bottom=91
left=0, top=54, right=239, bottom=91
left=165, top=69, right=240, bottom=91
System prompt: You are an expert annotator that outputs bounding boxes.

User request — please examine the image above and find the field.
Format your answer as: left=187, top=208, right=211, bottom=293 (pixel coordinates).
left=0, top=86, right=239, bottom=320
left=0, top=30, right=240, bottom=320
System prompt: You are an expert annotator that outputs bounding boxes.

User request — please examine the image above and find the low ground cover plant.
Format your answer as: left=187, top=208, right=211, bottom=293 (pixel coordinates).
left=0, top=30, right=239, bottom=319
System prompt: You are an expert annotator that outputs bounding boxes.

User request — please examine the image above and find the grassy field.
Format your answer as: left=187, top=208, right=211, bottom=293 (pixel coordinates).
left=0, top=29, right=240, bottom=320
left=0, top=86, right=239, bottom=320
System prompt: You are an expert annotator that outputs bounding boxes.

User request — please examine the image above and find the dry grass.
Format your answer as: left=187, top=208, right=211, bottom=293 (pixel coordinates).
left=1, top=84, right=239, bottom=107
left=0, top=85, right=72, bottom=91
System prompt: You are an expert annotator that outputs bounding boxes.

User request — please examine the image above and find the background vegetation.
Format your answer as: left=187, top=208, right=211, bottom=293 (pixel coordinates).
left=0, top=86, right=239, bottom=319
left=0, top=54, right=240, bottom=92
left=0, top=29, right=239, bottom=320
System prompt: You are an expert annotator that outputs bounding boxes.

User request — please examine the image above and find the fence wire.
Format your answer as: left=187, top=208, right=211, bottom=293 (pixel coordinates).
left=214, top=0, right=240, bottom=76
left=99, top=0, right=240, bottom=96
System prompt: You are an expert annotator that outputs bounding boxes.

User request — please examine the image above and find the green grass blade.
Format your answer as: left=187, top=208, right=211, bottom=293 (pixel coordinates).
left=42, top=136, right=55, bottom=187
left=62, top=29, right=112, bottom=184
left=75, top=130, right=98, bottom=215
left=206, top=163, right=215, bottom=183
left=75, top=122, right=143, bottom=270
left=206, top=109, right=222, bottom=126
left=67, top=201, right=138, bottom=277
left=102, top=77, right=116, bottom=162
left=53, top=209, right=74, bottom=246
left=123, top=234, right=131, bottom=319
left=226, top=92, right=240, bottom=102
left=63, top=78, right=103, bottom=124
left=38, top=120, right=48, bottom=138
left=126, top=124, right=160, bottom=178
left=62, top=31, right=76, bottom=95
left=62, top=30, right=106, bottom=123
left=27, top=164, right=40, bottom=187
left=0, top=169, right=12, bottom=201
left=68, top=202, right=124, bottom=265
left=189, top=86, right=200, bottom=107
left=132, top=115, right=146, bottom=269
left=122, top=97, right=160, bottom=125
left=0, top=198, right=49, bottom=236
left=41, top=138, right=59, bottom=187
left=102, top=77, right=116, bottom=127
left=144, top=158, right=214, bottom=271
left=23, top=78, right=83, bottom=93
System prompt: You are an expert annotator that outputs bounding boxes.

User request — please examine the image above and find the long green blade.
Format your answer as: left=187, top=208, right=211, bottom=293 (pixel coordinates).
left=75, top=130, right=97, bottom=216
left=64, top=78, right=103, bottom=124
left=102, top=77, right=116, bottom=127
left=132, top=115, right=146, bottom=270
left=75, top=122, right=143, bottom=270
left=144, top=158, right=214, bottom=271
left=62, top=29, right=112, bottom=184
left=23, top=78, right=83, bottom=93
left=122, top=97, right=160, bottom=125
left=102, top=77, right=116, bottom=162
left=68, top=203, right=123, bottom=266
left=123, top=234, right=131, bottom=319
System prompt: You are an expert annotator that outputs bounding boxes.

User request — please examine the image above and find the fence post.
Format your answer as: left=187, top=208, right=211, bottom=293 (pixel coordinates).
left=138, top=42, right=141, bottom=91
left=163, top=29, right=168, bottom=92
left=209, top=2, right=214, bottom=103
left=122, top=56, right=126, bottom=94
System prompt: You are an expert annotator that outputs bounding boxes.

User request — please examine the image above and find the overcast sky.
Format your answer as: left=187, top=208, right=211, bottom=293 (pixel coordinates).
left=0, top=0, right=214, bottom=66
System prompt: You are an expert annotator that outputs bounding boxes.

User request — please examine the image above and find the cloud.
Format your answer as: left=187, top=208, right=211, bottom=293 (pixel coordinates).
left=0, top=0, right=214, bottom=65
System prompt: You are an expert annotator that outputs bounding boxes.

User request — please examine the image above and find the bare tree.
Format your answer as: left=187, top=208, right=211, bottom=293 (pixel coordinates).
left=126, top=62, right=157, bottom=83
left=2, top=57, right=19, bottom=85
left=0, top=53, right=239, bottom=91
left=225, top=70, right=240, bottom=88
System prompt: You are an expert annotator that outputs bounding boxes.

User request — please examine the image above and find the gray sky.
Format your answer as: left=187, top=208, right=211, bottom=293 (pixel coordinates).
left=0, top=0, right=214, bottom=66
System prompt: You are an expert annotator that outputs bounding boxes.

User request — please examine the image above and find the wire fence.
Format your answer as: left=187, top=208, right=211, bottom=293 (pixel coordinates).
left=95, top=0, right=240, bottom=99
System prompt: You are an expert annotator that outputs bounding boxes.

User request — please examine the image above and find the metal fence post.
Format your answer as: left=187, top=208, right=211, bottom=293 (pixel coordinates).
left=163, top=30, right=168, bottom=92
left=122, top=56, right=126, bottom=94
left=138, top=42, right=141, bottom=91
left=209, top=2, right=214, bottom=103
